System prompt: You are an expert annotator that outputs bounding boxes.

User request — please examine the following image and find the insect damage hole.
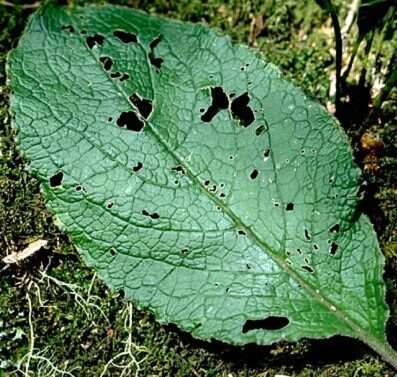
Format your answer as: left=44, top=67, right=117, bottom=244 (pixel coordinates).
left=129, top=94, right=153, bottom=119
left=304, top=228, right=311, bottom=241
left=113, top=30, right=138, bottom=43
left=99, top=56, right=113, bottom=71
left=286, top=202, right=294, bottom=211
left=201, top=87, right=229, bottom=122
left=86, top=34, right=104, bottom=49
left=302, top=265, right=314, bottom=273
left=117, top=111, right=144, bottom=132
left=142, top=210, right=160, bottom=220
left=250, top=169, right=259, bottom=180
left=171, top=165, right=185, bottom=175
left=242, top=316, right=289, bottom=333
left=133, top=162, right=143, bottom=172
left=231, top=92, right=255, bottom=127
left=49, top=171, right=63, bottom=187
left=256, top=124, right=267, bottom=135
left=263, top=148, right=271, bottom=161
left=149, top=35, right=164, bottom=70
left=329, top=242, right=338, bottom=255
left=61, top=25, right=75, bottom=33
left=120, top=73, right=129, bottom=82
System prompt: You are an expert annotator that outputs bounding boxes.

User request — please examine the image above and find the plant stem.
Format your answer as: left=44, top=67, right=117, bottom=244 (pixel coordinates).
left=329, top=6, right=343, bottom=114
left=0, top=0, right=40, bottom=9
left=342, top=33, right=363, bottom=82
left=342, top=0, right=361, bottom=37
left=316, top=0, right=343, bottom=113
left=363, top=334, right=397, bottom=370
left=358, top=31, right=374, bottom=88
left=374, top=52, right=397, bottom=109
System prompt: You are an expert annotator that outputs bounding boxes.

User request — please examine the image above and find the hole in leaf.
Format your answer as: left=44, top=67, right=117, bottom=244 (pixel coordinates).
left=120, top=73, right=129, bottom=82
left=263, top=148, right=271, bottom=161
left=238, top=230, right=246, bottom=236
left=242, top=316, right=289, bottom=333
left=108, top=117, right=113, bottom=122
left=61, top=25, right=75, bottom=33
left=329, top=242, right=338, bottom=255
left=246, top=264, right=251, bottom=270
left=110, top=248, right=116, bottom=256
left=286, top=202, right=294, bottom=211
left=75, top=185, right=83, bottom=192
left=220, top=192, right=226, bottom=198
left=142, top=210, right=160, bottom=220
left=171, top=165, right=185, bottom=175
left=99, top=56, right=113, bottom=71
left=181, top=249, right=188, bottom=255
left=256, top=125, right=266, bottom=135
left=313, top=243, right=319, bottom=251
left=113, top=30, right=138, bottom=43
left=133, top=162, right=143, bottom=172
left=149, top=35, right=164, bottom=70
left=231, top=92, right=255, bottom=127
left=304, top=229, right=311, bottom=241
left=250, top=169, right=259, bottom=180
left=86, top=34, right=104, bottom=49
left=129, top=94, right=153, bottom=119
left=204, top=180, right=210, bottom=186
left=329, top=224, right=340, bottom=233
left=209, top=185, right=217, bottom=192
left=302, top=265, right=314, bottom=273
left=117, top=111, right=144, bottom=132
left=49, top=171, right=63, bottom=187
left=111, top=72, right=121, bottom=79
left=201, top=87, right=229, bottom=122
left=107, top=201, right=113, bottom=209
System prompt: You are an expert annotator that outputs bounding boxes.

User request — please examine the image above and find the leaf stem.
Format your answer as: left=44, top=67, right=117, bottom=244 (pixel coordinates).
left=361, top=334, right=397, bottom=370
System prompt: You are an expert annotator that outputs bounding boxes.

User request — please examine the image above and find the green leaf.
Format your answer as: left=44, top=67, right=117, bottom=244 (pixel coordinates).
left=7, top=4, right=397, bottom=368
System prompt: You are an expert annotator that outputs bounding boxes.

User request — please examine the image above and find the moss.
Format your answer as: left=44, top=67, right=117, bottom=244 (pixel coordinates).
left=0, top=0, right=396, bottom=376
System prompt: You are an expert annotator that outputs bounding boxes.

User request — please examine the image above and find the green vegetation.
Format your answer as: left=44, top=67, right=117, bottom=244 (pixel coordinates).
left=1, top=1, right=396, bottom=376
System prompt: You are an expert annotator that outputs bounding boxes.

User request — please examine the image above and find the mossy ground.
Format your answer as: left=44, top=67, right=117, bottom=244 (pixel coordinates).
left=0, top=1, right=396, bottom=376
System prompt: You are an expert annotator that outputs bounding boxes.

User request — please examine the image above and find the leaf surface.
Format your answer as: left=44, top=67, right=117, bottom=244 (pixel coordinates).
left=7, top=4, right=397, bottom=365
